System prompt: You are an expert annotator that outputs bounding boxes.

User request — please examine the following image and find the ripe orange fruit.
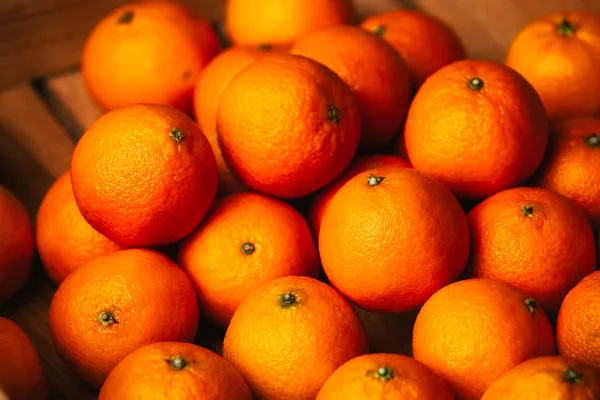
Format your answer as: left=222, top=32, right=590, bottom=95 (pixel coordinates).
left=361, top=10, right=466, bottom=89
left=36, top=172, right=124, bottom=284
left=49, top=249, right=199, bottom=388
left=506, top=11, right=600, bottom=121
left=98, top=342, right=252, bottom=399
left=536, top=117, right=600, bottom=227
left=481, top=355, right=600, bottom=400
left=557, top=270, right=600, bottom=367
left=225, top=0, right=355, bottom=46
left=402, top=60, right=549, bottom=199
left=319, top=165, right=469, bottom=313
left=466, top=187, right=597, bottom=313
left=413, top=278, right=556, bottom=400
left=316, top=353, right=455, bottom=400
left=178, top=192, right=320, bottom=327
left=309, top=154, right=411, bottom=239
left=223, top=275, right=368, bottom=399
left=193, top=45, right=280, bottom=196
left=82, top=0, right=219, bottom=114
left=0, top=317, right=46, bottom=400
left=71, top=104, right=218, bottom=248
left=0, top=186, right=33, bottom=305
left=217, top=53, right=361, bottom=198
left=291, top=25, right=411, bottom=152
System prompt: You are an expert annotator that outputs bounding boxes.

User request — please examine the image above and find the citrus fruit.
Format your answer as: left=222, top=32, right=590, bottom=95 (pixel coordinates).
left=413, top=278, right=556, bottom=400
left=216, top=53, right=361, bottom=198
left=402, top=59, right=549, bottom=199
left=225, top=0, right=355, bottom=46
left=536, top=117, right=600, bottom=227
left=291, top=25, right=411, bottom=152
left=557, top=270, right=600, bottom=367
left=49, top=249, right=199, bottom=388
left=309, top=154, right=411, bottom=239
left=82, top=0, right=219, bottom=114
left=178, top=192, right=320, bottom=327
left=361, top=10, right=466, bottom=88
left=466, top=187, right=597, bottom=313
left=506, top=11, right=600, bottom=121
left=36, top=171, right=123, bottom=284
left=98, top=342, right=252, bottom=399
left=0, top=186, right=33, bottom=305
left=319, top=165, right=469, bottom=313
left=317, top=353, right=454, bottom=400
left=482, top=355, right=600, bottom=399
left=193, top=45, right=279, bottom=196
left=0, top=317, right=46, bottom=400
left=70, top=104, right=218, bottom=248
left=223, top=275, right=368, bottom=399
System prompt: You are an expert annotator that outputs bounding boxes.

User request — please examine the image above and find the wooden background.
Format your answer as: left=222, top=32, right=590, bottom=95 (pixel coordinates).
left=1, top=0, right=600, bottom=399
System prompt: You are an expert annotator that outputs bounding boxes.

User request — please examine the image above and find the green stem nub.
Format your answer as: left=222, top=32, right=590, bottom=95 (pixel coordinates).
left=367, top=174, right=385, bottom=187
left=524, top=298, right=537, bottom=314
left=97, top=311, right=118, bottom=327
left=522, top=205, right=534, bottom=217
left=557, top=19, right=577, bottom=37
left=241, top=242, right=255, bottom=255
left=563, top=367, right=583, bottom=384
left=167, top=355, right=188, bottom=371
left=328, top=105, right=340, bottom=124
left=373, top=25, right=386, bottom=36
left=118, top=10, right=134, bottom=24
left=376, top=366, right=394, bottom=381
left=584, top=133, right=600, bottom=147
left=281, top=293, right=296, bottom=307
left=258, top=44, right=273, bottom=51
left=469, top=77, right=484, bottom=90
left=170, top=128, right=184, bottom=143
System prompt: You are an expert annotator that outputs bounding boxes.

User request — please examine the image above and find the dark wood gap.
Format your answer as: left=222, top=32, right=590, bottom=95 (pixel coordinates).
left=30, top=78, right=85, bottom=141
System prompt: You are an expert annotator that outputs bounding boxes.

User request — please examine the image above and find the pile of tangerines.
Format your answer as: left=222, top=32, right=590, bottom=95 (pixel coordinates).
left=2, top=0, right=600, bottom=399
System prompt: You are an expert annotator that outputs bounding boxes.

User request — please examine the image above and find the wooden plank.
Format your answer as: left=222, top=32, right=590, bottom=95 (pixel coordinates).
left=0, top=0, right=227, bottom=90
left=46, top=71, right=103, bottom=136
left=414, top=0, right=600, bottom=61
left=0, top=85, right=96, bottom=399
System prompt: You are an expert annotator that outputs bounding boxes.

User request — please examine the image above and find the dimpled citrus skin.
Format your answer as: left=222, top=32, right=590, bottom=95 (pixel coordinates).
left=36, top=172, right=124, bottom=284
left=557, top=271, right=600, bottom=368
left=467, top=187, right=597, bottom=313
left=217, top=53, right=361, bottom=199
left=82, top=0, right=219, bottom=114
left=505, top=11, right=600, bottom=121
left=361, top=10, right=466, bottom=88
left=413, top=279, right=556, bottom=400
left=225, top=0, right=355, bottom=46
left=223, top=276, right=369, bottom=400
left=0, top=317, right=47, bottom=400
left=194, top=46, right=279, bottom=197
left=536, top=117, right=600, bottom=227
left=481, top=356, right=600, bottom=400
left=309, top=154, right=411, bottom=239
left=70, top=104, right=218, bottom=248
left=178, top=192, right=320, bottom=327
left=98, top=342, right=252, bottom=400
left=291, top=25, right=411, bottom=152
left=49, top=249, right=199, bottom=388
left=316, top=353, right=455, bottom=400
left=0, top=186, right=33, bottom=306
left=319, top=165, right=469, bottom=313
left=403, top=60, right=549, bottom=200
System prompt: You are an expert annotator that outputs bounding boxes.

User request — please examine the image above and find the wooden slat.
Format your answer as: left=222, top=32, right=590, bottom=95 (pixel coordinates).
left=0, top=84, right=96, bottom=399
left=46, top=71, right=103, bottom=135
left=415, top=0, right=600, bottom=61
left=0, top=0, right=227, bottom=90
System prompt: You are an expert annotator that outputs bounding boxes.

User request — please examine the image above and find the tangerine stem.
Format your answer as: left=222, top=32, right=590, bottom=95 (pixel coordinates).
left=563, top=367, right=583, bottom=384
left=167, top=354, right=188, bottom=371
left=118, top=10, right=134, bottom=24
left=367, top=174, right=385, bottom=187
left=557, top=19, right=577, bottom=37
left=583, top=133, right=600, bottom=147
left=281, top=293, right=296, bottom=307
left=241, top=242, right=255, bottom=255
